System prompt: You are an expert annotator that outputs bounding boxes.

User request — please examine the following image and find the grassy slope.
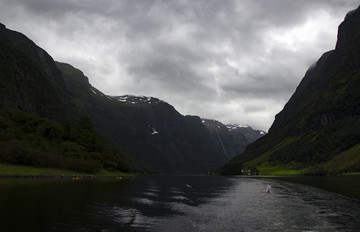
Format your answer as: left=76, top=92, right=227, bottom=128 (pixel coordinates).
left=321, top=143, right=360, bottom=173
left=243, top=143, right=360, bottom=175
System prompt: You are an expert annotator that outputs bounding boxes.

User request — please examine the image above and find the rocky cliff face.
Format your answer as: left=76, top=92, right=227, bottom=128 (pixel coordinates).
left=221, top=5, right=360, bottom=175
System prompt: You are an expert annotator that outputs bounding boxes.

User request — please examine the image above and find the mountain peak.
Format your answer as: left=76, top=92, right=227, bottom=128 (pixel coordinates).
left=201, top=118, right=265, bottom=144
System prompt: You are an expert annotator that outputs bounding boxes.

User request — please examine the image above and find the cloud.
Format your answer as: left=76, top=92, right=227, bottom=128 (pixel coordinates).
left=0, top=0, right=358, bottom=130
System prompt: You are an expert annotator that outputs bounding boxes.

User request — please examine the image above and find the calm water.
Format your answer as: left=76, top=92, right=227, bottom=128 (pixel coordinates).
left=0, top=175, right=359, bottom=232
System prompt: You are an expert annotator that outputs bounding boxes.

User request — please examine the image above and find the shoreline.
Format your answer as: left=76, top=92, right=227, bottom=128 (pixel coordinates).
left=0, top=162, right=133, bottom=179
left=0, top=174, right=132, bottom=179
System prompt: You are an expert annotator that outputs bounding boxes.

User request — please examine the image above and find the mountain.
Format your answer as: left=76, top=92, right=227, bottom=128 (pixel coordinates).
left=55, top=63, right=246, bottom=173
left=0, top=22, right=262, bottom=174
left=201, top=119, right=265, bottom=160
left=56, top=63, right=221, bottom=173
left=221, top=6, right=360, bottom=175
left=224, top=123, right=266, bottom=143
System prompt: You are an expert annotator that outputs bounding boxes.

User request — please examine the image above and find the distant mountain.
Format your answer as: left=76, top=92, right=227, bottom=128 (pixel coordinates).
left=224, top=123, right=266, bottom=143
left=221, top=5, right=360, bottom=175
left=201, top=119, right=265, bottom=160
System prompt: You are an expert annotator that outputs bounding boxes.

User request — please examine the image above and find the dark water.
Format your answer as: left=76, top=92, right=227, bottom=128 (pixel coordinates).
left=269, top=176, right=360, bottom=201
left=0, top=175, right=359, bottom=232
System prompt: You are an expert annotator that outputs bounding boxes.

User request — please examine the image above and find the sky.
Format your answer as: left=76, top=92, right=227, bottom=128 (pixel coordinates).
left=0, top=0, right=359, bottom=131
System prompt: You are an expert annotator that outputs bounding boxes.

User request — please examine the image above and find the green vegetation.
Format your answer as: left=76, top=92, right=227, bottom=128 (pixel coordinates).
left=0, top=108, right=131, bottom=174
left=342, top=172, right=360, bottom=176
left=0, top=162, right=83, bottom=176
left=321, top=144, right=360, bottom=174
left=243, top=136, right=302, bottom=167
left=255, top=162, right=305, bottom=175
left=0, top=162, right=132, bottom=177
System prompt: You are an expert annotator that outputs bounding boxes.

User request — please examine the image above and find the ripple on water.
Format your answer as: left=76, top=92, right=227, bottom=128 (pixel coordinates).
left=170, top=194, right=189, bottom=201
left=170, top=187, right=184, bottom=194
left=132, top=197, right=155, bottom=206
left=143, top=191, right=158, bottom=197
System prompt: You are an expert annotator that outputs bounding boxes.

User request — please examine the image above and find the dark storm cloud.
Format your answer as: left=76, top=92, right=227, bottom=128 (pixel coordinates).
left=0, top=0, right=359, bottom=130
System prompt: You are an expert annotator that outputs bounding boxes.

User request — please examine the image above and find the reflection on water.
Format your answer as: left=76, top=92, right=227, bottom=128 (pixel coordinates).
left=0, top=175, right=359, bottom=232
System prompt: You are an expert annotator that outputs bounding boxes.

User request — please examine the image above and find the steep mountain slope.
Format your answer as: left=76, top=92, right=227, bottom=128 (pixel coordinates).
left=221, top=6, right=360, bottom=175
left=0, top=23, right=69, bottom=120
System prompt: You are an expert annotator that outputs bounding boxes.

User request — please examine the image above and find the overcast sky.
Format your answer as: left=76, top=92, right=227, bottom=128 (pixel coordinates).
left=0, top=0, right=358, bottom=130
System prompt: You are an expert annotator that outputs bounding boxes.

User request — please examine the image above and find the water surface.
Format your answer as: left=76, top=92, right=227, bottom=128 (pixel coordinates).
left=269, top=175, right=360, bottom=200
left=0, top=175, right=359, bottom=231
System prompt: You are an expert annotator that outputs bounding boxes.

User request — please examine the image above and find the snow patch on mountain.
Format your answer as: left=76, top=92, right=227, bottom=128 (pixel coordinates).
left=109, top=95, right=166, bottom=105
left=226, top=124, right=249, bottom=131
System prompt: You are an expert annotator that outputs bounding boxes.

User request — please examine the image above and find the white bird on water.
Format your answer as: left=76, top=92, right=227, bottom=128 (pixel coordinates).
left=265, top=184, right=272, bottom=193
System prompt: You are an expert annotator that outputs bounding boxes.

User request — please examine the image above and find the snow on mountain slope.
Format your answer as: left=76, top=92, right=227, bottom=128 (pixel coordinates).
left=111, top=95, right=166, bottom=105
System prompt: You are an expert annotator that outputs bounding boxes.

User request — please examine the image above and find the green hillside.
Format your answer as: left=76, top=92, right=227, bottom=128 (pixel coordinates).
left=221, top=6, right=360, bottom=175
